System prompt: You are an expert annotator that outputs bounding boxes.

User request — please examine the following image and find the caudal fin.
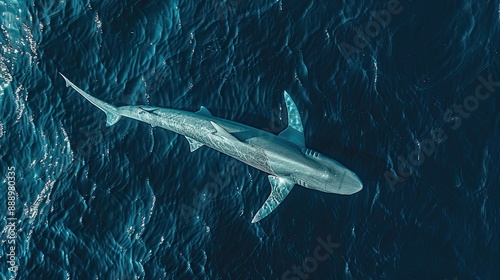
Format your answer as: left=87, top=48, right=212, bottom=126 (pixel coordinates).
left=59, top=73, right=122, bottom=127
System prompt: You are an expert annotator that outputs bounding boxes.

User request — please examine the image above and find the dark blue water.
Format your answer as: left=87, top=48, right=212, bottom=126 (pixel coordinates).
left=1, top=0, right=499, bottom=279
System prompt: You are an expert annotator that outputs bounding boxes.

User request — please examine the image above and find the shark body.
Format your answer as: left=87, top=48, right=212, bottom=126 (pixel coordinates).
left=60, top=73, right=362, bottom=222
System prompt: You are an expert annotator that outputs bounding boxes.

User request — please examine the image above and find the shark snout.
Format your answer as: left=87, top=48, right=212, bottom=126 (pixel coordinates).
left=344, top=171, right=363, bottom=194
left=328, top=170, right=363, bottom=195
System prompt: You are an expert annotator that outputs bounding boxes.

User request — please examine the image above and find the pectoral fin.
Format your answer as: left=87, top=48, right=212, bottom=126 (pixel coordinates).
left=279, top=126, right=304, bottom=146
left=252, top=175, right=295, bottom=223
left=283, top=91, right=304, bottom=133
left=278, top=91, right=305, bottom=146
left=185, top=136, right=204, bottom=152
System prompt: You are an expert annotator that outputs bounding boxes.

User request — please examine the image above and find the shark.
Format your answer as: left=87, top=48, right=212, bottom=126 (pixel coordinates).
left=60, top=73, right=363, bottom=223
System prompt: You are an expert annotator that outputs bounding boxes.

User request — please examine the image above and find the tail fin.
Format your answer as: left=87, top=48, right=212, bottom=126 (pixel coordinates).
left=59, top=73, right=121, bottom=127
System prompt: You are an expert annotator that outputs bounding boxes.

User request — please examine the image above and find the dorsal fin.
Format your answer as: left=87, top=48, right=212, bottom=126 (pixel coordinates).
left=196, top=106, right=212, bottom=117
left=279, top=91, right=305, bottom=146
left=252, top=175, right=295, bottom=223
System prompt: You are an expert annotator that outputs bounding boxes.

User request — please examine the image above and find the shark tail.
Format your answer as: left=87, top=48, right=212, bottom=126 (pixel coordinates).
left=59, top=73, right=122, bottom=126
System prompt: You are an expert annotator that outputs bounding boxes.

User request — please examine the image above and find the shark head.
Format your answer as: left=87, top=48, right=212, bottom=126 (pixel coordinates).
left=325, top=168, right=363, bottom=195
left=292, top=150, right=363, bottom=195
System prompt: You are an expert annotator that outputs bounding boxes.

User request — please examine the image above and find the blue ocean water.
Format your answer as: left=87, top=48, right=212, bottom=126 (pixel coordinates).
left=1, top=0, right=500, bottom=279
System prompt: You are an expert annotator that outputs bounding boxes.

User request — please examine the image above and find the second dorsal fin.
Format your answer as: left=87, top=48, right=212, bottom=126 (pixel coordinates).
left=196, top=106, right=212, bottom=117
